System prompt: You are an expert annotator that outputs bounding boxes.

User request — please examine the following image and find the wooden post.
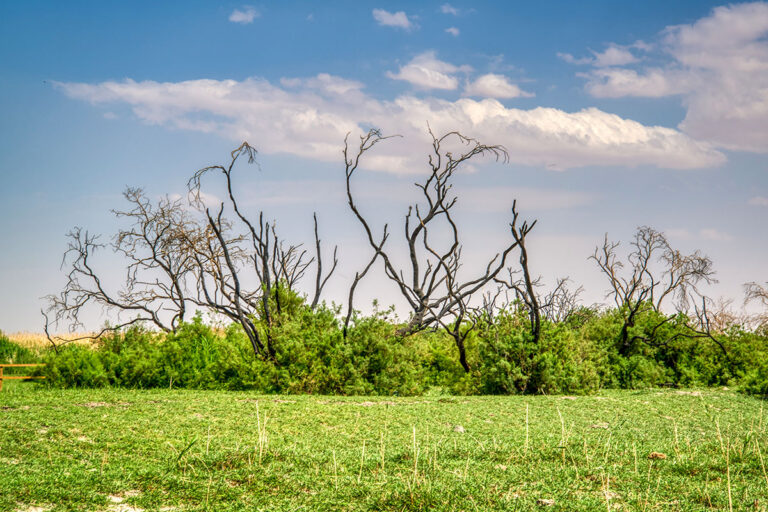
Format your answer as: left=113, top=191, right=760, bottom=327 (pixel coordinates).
left=0, top=364, right=45, bottom=391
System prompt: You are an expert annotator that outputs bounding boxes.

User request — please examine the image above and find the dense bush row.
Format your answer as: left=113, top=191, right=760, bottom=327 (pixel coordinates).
left=4, top=297, right=767, bottom=396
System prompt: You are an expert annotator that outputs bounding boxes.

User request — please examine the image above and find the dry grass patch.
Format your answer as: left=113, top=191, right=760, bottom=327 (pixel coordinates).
left=6, top=331, right=96, bottom=350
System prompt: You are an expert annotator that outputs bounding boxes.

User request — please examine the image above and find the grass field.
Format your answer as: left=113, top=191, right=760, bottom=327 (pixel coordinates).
left=1, top=383, right=766, bottom=511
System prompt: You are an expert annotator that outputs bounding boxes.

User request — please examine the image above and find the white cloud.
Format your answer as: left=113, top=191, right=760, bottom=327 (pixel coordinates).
left=229, top=7, right=259, bottom=24
left=464, top=74, right=534, bottom=99
left=591, top=45, right=639, bottom=67
left=445, top=27, right=460, bottom=37
left=55, top=75, right=725, bottom=173
left=632, top=40, right=654, bottom=52
left=557, top=52, right=592, bottom=65
left=584, top=68, right=689, bottom=98
left=280, top=73, right=365, bottom=97
left=441, top=4, right=459, bottom=16
left=749, top=196, right=768, bottom=206
left=372, top=9, right=414, bottom=30
left=581, top=2, right=768, bottom=153
left=558, top=44, right=639, bottom=67
left=386, top=51, right=471, bottom=90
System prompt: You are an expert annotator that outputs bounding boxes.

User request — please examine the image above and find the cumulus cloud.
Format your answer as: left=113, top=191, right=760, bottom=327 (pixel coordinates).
left=55, top=75, right=725, bottom=173
left=464, top=74, right=533, bottom=99
left=372, top=9, right=414, bottom=30
left=445, top=27, right=460, bottom=36
left=386, top=51, right=471, bottom=90
left=229, top=7, right=259, bottom=24
left=581, top=2, right=768, bottom=153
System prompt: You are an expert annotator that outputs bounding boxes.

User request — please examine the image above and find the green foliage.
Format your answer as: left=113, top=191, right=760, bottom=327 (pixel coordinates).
left=34, top=292, right=768, bottom=396
left=475, top=308, right=603, bottom=395
left=0, top=333, right=39, bottom=364
left=42, top=345, right=108, bottom=388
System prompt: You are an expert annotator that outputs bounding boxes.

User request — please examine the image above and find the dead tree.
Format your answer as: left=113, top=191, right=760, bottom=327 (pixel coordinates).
left=194, top=205, right=276, bottom=359
left=43, top=190, right=198, bottom=349
left=310, top=212, right=339, bottom=310
left=46, top=144, right=338, bottom=359
left=541, top=278, right=584, bottom=324
left=187, top=142, right=339, bottom=360
left=745, top=281, right=768, bottom=331
left=492, top=207, right=541, bottom=342
left=590, top=226, right=718, bottom=355
left=492, top=212, right=584, bottom=343
left=493, top=269, right=584, bottom=341
left=344, top=128, right=535, bottom=372
left=343, top=238, right=386, bottom=339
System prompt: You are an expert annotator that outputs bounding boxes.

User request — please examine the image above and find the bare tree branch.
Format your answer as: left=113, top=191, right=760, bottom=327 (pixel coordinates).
left=344, top=127, right=530, bottom=371
left=591, top=226, right=718, bottom=355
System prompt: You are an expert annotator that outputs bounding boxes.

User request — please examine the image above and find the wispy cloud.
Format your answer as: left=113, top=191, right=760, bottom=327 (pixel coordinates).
left=280, top=73, right=365, bottom=96
left=558, top=44, right=641, bottom=67
left=464, top=73, right=533, bottom=99
left=441, top=4, right=460, bottom=16
left=460, top=186, right=594, bottom=213
left=372, top=8, right=415, bottom=30
left=667, top=227, right=733, bottom=241
left=749, top=196, right=768, bottom=206
left=229, top=6, right=259, bottom=24
left=700, top=228, right=733, bottom=241
left=557, top=52, right=592, bottom=65
left=56, top=75, right=725, bottom=173
left=168, top=191, right=222, bottom=210
left=445, top=27, right=460, bottom=37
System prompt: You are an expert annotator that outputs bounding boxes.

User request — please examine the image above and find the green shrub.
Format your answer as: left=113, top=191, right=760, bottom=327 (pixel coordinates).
left=42, top=344, right=108, bottom=388
left=0, top=333, right=39, bottom=364
left=474, top=309, right=603, bottom=394
left=33, top=295, right=768, bottom=396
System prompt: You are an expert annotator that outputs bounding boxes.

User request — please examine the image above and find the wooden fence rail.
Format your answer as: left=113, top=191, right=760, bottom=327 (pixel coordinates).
left=0, top=364, right=45, bottom=391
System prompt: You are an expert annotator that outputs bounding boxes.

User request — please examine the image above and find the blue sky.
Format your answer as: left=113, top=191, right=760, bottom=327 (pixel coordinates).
left=1, top=1, right=767, bottom=332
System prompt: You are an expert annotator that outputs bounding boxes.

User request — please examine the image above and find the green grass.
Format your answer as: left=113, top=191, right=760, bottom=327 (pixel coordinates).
left=1, top=383, right=766, bottom=511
